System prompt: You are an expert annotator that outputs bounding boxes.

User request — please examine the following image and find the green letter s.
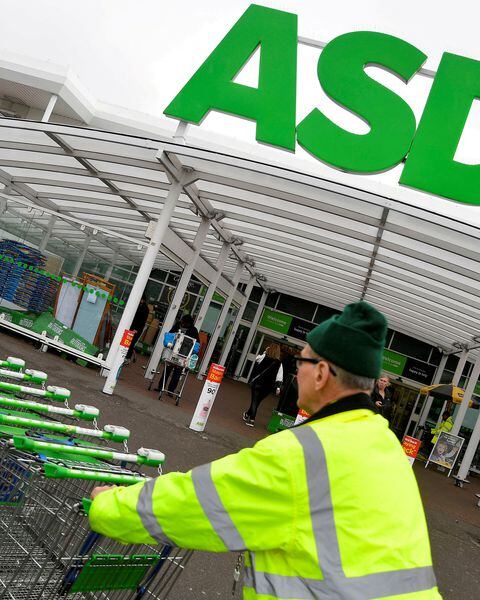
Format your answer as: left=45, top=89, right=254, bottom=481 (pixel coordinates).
left=297, top=31, right=426, bottom=173
left=164, top=4, right=297, bottom=150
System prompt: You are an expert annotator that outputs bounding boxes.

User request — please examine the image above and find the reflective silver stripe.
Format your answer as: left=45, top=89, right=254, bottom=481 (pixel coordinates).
left=290, top=426, right=344, bottom=576
left=137, top=478, right=174, bottom=545
left=191, top=463, right=246, bottom=551
left=245, top=566, right=437, bottom=599
left=343, top=566, right=437, bottom=598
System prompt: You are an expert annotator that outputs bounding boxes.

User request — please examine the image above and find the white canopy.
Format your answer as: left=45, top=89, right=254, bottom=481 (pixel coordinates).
left=0, top=118, right=478, bottom=355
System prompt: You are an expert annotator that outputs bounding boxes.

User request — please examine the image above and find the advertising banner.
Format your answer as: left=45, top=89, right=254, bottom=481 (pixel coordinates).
left=426, top=432, right=465, bottom=476
left=401, top=435, right=422, bottom=466
left=189, top=364, right=225, bottom=432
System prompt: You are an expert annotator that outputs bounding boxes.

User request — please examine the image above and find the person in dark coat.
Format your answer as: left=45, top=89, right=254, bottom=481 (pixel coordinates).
left=157, top=314, right=199, bottom=394
left=243, top=343, right=283, bottom=427
left=125, top=295, right=149, bottom=361
left=371, top=375, right=393, bottom=421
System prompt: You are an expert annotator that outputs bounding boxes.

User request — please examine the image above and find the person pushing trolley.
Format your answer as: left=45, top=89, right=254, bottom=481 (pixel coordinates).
left=89, top=301, right=440, bottom=599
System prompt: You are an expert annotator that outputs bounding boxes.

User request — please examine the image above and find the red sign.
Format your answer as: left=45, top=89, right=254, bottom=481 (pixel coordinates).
left=401, top=436, right=422, bottom=459
left=120, top=329, right=135, bottom=348
left=207, top=364, right=225, bottom=384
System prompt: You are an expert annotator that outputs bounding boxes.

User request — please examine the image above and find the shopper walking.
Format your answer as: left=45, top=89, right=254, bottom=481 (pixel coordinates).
left=89, top=301, right=440, bottom=599
left=155, top=314, right=199, bottom=394
left=125, top=294, right=149, bottom=362
left=243, top=343, right=283, bottom=427
left=372, top=375, right=393, bottom=421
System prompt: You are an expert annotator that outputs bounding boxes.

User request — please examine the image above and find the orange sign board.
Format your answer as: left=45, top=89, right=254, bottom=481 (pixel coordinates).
left=402, top=436, right=422, bottom=459
left=207, top=364, right=225, bottom=384
left=120, top=330, right=135, bottom=348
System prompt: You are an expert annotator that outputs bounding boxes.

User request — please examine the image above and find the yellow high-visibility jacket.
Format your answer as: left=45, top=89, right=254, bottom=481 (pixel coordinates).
left=90, top=395, right=440, bottom=599
left=431, top=416, right=454, bottom=444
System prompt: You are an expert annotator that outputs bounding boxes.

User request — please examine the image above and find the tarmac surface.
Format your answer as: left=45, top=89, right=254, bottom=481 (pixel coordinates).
left=0, top=330, right=479, bottom=599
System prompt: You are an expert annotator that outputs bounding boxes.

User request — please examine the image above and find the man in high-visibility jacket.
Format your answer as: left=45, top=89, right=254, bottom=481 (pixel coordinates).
left=90, top=301, right=441, bottom=599
left=431, top=410, right=454, bottom=444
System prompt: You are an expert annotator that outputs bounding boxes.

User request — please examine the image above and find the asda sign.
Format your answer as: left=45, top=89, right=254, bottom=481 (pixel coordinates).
left=165, top=4, right=480, bottom=206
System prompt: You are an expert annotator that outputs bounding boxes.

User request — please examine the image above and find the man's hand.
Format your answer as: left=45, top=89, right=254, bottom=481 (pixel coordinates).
left=91, top=485, right=116, bottom=500
left=375, top=400, right=383, bottom=408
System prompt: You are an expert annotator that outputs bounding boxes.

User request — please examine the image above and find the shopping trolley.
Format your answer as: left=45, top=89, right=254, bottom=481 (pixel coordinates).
left=0, top=441, right=192, bottom=599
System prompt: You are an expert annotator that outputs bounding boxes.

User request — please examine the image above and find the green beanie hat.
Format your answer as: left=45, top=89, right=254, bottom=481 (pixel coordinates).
left=306, top=301, right=387, bottom=378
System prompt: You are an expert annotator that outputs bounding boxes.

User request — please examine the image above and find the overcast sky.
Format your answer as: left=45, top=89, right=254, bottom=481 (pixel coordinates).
left=1, top=0, right=480, bottom=222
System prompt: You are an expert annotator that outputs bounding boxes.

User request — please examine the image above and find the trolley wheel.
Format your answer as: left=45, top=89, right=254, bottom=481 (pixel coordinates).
left=175, top=397, right=180, bottom=406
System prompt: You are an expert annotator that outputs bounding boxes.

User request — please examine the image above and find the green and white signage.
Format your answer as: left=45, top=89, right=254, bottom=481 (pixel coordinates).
left=382, top=350, right=407, bottom=376
left=165, top=3, right=480, bottom=206
left=259, top=308, right=292, bottom=334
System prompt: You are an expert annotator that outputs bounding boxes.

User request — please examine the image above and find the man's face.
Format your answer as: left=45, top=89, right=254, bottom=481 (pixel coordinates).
left=296, top=344, right=319, bottom=413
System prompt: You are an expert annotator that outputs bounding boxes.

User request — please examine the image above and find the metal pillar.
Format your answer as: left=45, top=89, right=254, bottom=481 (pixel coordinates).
left=104, top=257, right=116, bottom=281
left=144, top=217, right=211, bottom=380
left=39, top=215, right=56, bottom=252
left=403, top=392, right=422, bottom=439
left=452, top=355, right=480, bottom=436
left=194, top=241, right=230, bottom=332
left=435, top=349, right=468, bottom=428
left=234, top=289, right=268, bottom=379
left=417, top=354, right=448, bottom=430
left=104, top=177, right=184, bottom=372
left=42, top=94, right=58, bottom=122
left=198, top=261, right=244, bottom=378
left=71, top=233, right=92, bottom=278
left=457, top=409, right=480, bottom=480
left=218, top=276, right=255, bottom=367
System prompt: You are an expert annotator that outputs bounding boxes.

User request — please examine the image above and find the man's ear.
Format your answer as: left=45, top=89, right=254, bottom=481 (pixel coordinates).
left=313, top=361, right=328, bottom=391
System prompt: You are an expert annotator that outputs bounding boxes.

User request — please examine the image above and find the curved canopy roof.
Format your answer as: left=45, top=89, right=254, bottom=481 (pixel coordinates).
left=0, top=118, right=479, bottom=356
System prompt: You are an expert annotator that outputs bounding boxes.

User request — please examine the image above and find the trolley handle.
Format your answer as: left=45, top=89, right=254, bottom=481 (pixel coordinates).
left=0, top=396, right=99, bottom=422
left=0, top=414, right=129, bottom=442
left=0, top=381, right=69, bottom=402
left=2, top=356, right=25, bottom=371
left=13, top=437, right=165, bottom=466
left=43, top=462, right=147, bottom=485
left=0, top=368, right=47, bottom=385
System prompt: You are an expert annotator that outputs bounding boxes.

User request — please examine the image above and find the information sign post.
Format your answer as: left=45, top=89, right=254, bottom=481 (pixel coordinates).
left=102, top=329, right=135, bottom=395
left=401, top=435, right=422, bottom=466
left=189, top=364, right=225, bottom=432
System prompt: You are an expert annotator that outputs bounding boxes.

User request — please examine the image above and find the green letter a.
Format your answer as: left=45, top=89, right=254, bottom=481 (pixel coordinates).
left=164, top=4, right=297, bottom=150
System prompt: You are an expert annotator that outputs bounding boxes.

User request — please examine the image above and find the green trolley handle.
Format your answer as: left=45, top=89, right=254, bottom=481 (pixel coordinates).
left=0, top=414, right=130, bottom=442
left=0, top=357, right=25, bottom=372
left=0, top=381, right=70, bottom=401
left=13, top=437, right=165, bottom=467
left=0, top=368, right=48, bottom=384
left=43, top=462, right=146, bottom=485
left=0, top=395, right=99, bottom=422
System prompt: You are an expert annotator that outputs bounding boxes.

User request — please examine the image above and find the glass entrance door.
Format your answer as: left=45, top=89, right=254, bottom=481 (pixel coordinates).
left=390, top=382, right=421, bottom=439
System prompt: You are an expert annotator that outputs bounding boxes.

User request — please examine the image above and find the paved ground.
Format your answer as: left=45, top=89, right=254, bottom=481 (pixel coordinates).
left=1, top=331, right=479, bottom=599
